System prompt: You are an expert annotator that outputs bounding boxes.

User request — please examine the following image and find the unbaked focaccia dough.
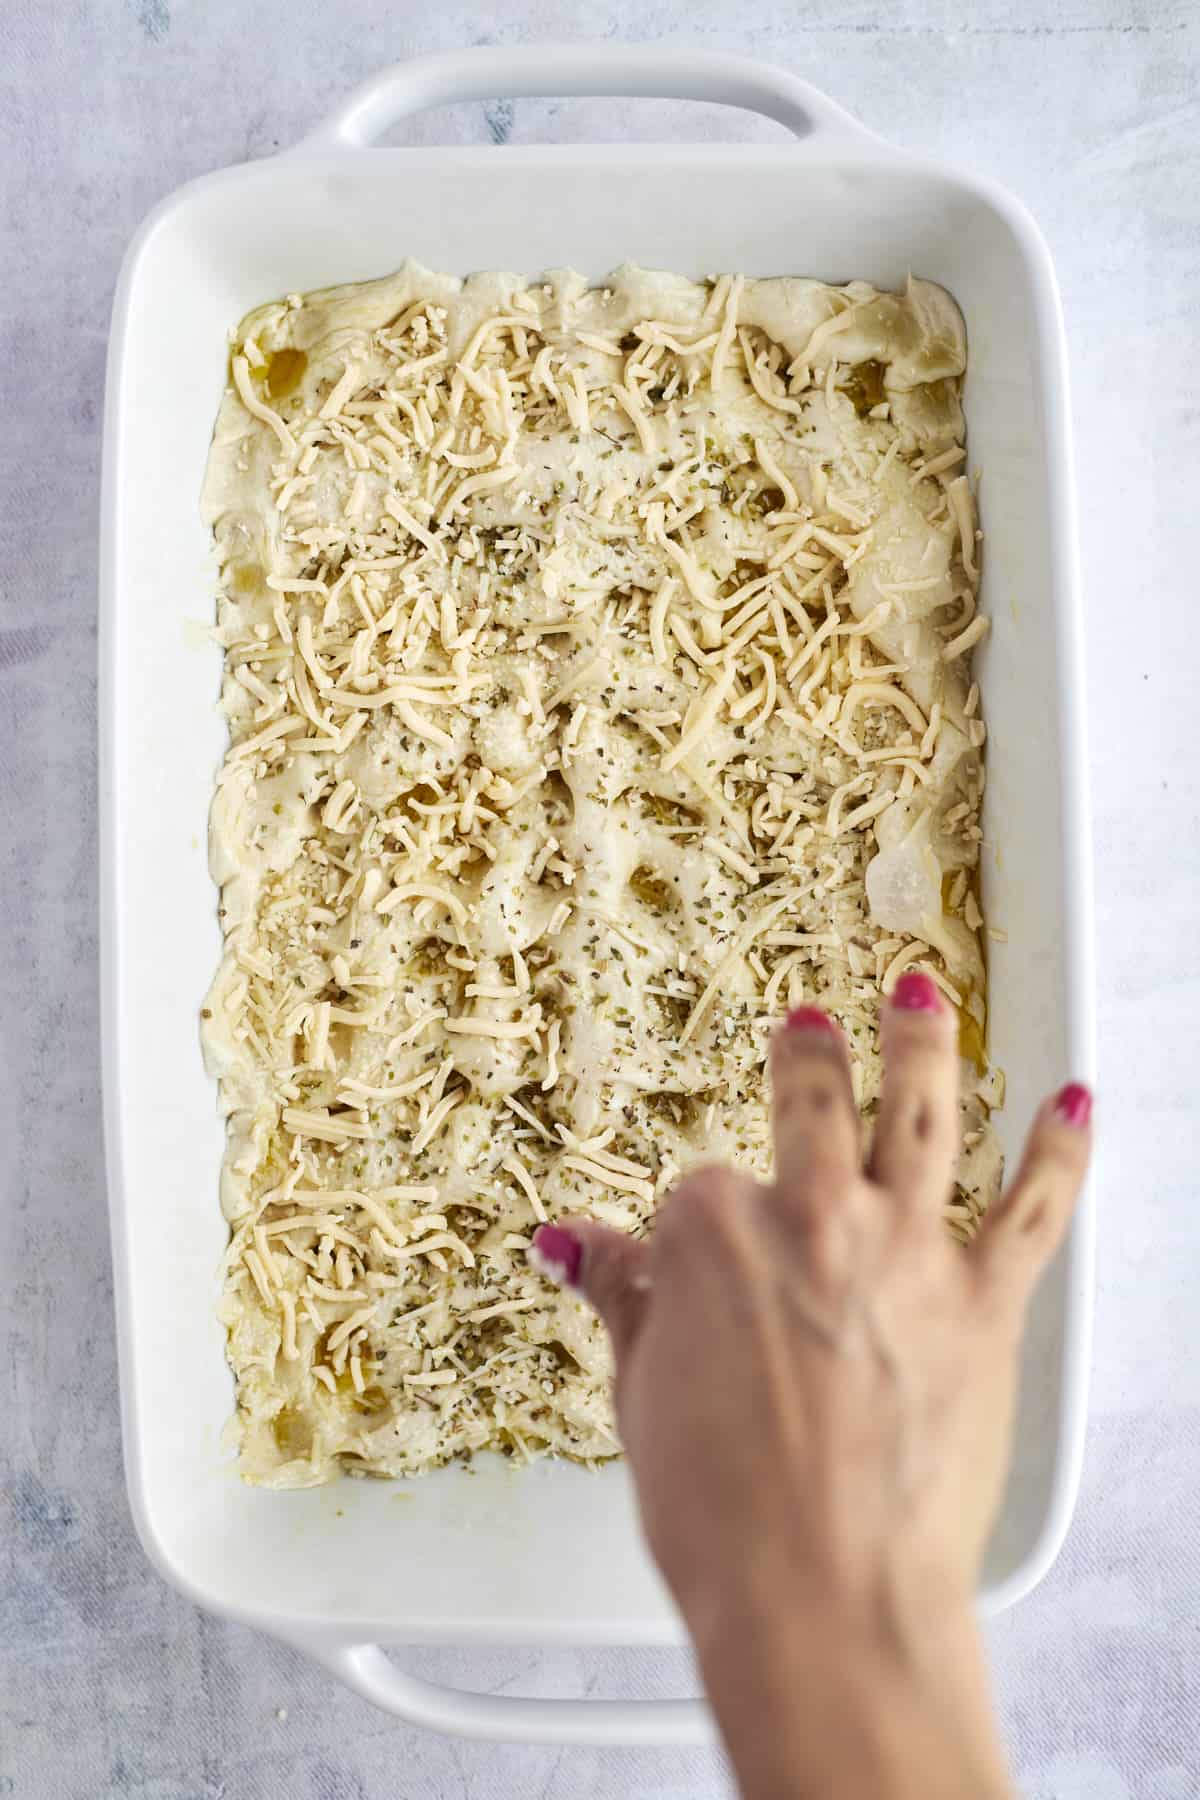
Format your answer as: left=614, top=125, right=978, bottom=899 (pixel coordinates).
left=201, top=262, right=1001, bottom=1485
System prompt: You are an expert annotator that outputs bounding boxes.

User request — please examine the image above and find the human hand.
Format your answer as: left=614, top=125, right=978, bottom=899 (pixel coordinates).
left=530, top=970, right=1092, bottom=1799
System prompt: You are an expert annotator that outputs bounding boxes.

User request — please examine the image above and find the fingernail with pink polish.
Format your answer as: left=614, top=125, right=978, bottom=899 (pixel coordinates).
left=786, top=1005, right=837, bottom=1034
left=1054, top=1082, right=1093, bottom=1129
left=892, top=971, right=944, bottom=1014
left=529, top=1224, right=583, bottom=1289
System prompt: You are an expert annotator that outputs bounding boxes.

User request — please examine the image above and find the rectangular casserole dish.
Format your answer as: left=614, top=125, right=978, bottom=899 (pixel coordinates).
left=100, top=44, right=1095, bottom=1745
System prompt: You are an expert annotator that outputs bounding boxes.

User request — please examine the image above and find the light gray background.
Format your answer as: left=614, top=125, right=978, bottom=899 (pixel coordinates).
left=3, top=1, right=1198, bottom=1795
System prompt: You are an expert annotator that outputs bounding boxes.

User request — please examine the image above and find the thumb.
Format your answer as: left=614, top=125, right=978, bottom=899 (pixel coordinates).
left=530, top=1220, right=652, bottom=1359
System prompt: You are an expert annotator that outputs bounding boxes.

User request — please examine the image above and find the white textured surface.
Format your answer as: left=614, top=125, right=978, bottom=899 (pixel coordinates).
left=2, top=2, right=1198, bottom=1795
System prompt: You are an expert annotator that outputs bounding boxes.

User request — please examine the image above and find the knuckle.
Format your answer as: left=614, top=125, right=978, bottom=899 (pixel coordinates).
left=795, top=1160, right=851, bottom=1203
left=660, top=1165, right=746, bottom=1234
left=582, top=1240, right=624, bottom=1292
left=777, top=1160, right=855, bottom=1224
left=1003, top=1178, right=1055, bottom=1233
left=685, top=1163, right=745, bottom=1205
left=795, top=1181, right=870, bottom=1285
left=990, top=1166, right=1078, bottom=1253
left=1035, top=1134, right=1088, bottom=1177
left=804, top=1231, right=853, bottom=1294
left=773, top=1069, right=849, bottom=1124
left=877, top=1088, right=953, bottom=1145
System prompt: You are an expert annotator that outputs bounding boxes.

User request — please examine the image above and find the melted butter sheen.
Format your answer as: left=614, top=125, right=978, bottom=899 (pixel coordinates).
left=841, top=358, right=888, bottom=416
left=958, top=1002, right=987, bottom=1075
left=263, top=347, right=308, bottom=400
left=229, top=563, right=264, bottom=596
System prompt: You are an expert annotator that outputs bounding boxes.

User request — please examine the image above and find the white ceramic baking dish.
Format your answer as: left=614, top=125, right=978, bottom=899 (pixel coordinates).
left=100, top=44, right=1095, bottom=1745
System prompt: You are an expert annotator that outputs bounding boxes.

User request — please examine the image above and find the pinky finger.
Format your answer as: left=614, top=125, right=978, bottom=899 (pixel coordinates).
left=973, top=1083, right=1093, bottom=1311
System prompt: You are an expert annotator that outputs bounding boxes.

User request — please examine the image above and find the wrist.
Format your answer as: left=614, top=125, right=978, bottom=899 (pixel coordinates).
left=689, top=1578, right=1012, bottom=1800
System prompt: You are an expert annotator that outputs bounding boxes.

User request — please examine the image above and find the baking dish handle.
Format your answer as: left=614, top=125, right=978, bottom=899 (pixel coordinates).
left=295, top=1638, right=715, bottom=1744
left=302, top=44, right=877, bottom=151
